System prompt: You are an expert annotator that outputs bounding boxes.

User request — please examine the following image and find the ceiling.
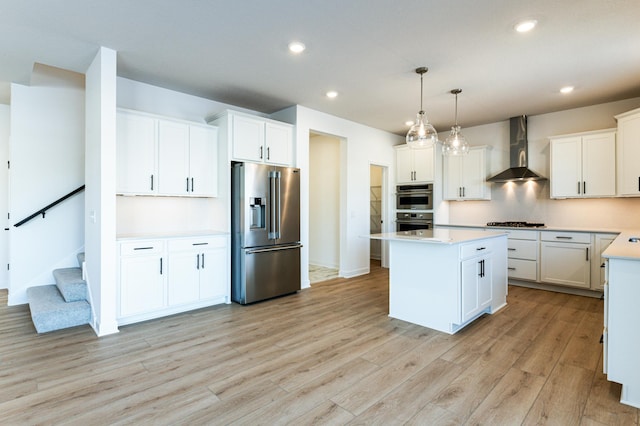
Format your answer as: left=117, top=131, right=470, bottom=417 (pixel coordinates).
left=1, top=0, right=639, bottom=135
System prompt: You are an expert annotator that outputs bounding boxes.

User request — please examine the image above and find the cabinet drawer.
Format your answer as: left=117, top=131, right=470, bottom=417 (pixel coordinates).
left=507, top=239, right=538, bottom=260
left=508, top=259, right=538, bottom=281
left=460, top=241, right=491, bottom=259
left=168, top=236, right=226, bottom=252
left=120, top=240, right=165, bottom=256
left=504, top=229, right=539, bottom=241
left=541, top=231, right=591, bottom=244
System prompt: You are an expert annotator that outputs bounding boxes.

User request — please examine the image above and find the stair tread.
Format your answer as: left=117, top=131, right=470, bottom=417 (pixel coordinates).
left=53, top=267, right=86, bottom=302
left=27, top=285, right=91, bottom=333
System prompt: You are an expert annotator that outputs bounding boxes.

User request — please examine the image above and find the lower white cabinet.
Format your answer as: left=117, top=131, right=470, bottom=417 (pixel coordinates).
left=167, top=237, right=228, bottom=306
left=118, top=234, right=229, bottom=325
left=119, top=240, right=166, bottom=318
left=540, top=231, right=591, bottom=289
left=461, top=250, right=492, bottom=323
left=505, top=229, right=539, bottom=281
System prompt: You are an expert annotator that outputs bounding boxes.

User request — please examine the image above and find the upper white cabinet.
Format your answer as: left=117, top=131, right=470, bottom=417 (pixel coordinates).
left=549, top=129, right=616, bottom=198
left=117, top=109, right=218, bottom=197
left=443, top=146, right=491, bottom=200
left=395, top=145, right=434, bottom=184
left=158, top=121, right=218, bottom=197
left=615, top=108, right=640, bottom=196
left=116, top=111, right=158, bottom=195
left=211, top=111, right=294, bottom=166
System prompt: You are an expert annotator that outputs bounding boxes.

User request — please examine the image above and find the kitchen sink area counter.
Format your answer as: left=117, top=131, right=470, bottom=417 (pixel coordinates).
left=370, top=228, right=508, bottom=334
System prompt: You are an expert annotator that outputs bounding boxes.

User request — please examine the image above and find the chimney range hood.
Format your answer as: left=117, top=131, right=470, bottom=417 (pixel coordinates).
left=487, top=115, right=547, bottom=182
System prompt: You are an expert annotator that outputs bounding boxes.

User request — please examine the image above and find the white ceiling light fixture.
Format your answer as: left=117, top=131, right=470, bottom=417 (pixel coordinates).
left=515, top=19, right=537, bottom=33
left=442, top=89, right=470, bottom=156
left=406, top=67, right=438, bottom=149
left=288, top=41, right=306, bottom=54
left=560, top=85, right=574, bottom=94
left=326, top=90, right=338, bottom=98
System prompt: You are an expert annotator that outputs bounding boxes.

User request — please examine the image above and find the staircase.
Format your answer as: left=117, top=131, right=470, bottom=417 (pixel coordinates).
left=26, top=253, right=91, bottom=333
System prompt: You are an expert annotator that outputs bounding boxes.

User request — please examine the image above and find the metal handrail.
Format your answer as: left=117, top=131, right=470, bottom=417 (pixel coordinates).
left=13, top=185, right=85, bottom=227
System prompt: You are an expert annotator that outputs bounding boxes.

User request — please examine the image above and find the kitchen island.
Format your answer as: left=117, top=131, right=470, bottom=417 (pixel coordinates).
left=370, top=228, right=508, bottom=334
left=602, top=231, right=640, bottom=409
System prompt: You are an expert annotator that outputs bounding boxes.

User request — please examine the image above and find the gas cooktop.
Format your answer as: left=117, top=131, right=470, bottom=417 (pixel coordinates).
left=486, top=221, right=546, bottom=228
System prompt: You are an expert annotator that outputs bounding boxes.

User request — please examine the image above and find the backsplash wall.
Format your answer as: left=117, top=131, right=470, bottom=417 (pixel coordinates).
left=446, top=96, right=640, bottom=230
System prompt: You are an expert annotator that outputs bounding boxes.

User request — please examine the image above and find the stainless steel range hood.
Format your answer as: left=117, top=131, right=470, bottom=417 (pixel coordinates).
left=487, top=115, right=547, bottom=182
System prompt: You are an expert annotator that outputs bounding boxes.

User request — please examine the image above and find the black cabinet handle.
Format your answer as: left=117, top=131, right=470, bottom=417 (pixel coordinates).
left=160, top=258, right=163, bottom=275
left=267, top=147, right=270, bottom=160
left=134, top=246, right=154, bottom=250
left=150, top=175, right=154, bottom=191
left=508, top=267, right=516, bottom=271
left=583, top=181, right=586, bottom=194
left=556, top=236, right=573, bottom=240
left=260, top=146, right=263, bottom=159
left=577, top=181, right=581, bottom=194
left=476, top=247, right=486, bottom=251
left=586, top=247, right=589, bottom=261
left=196, top=253, right=200, bottom=270
left=191, top=178, right=194, bottom=192
left=201, top=253, right=205, bottom=269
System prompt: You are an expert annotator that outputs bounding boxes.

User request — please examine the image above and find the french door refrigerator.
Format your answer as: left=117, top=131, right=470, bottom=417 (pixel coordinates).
left=231, top=162, right=301, bottom=304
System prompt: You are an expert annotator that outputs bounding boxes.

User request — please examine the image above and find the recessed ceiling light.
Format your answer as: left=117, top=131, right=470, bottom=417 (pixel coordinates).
left=405, top=120, right=414, bottom=126
left=560, top=86, right=574, bottom=94
left=515, top=19, right=537, bottom=33
left=326, top=90, right=338, bottom=99
left=288, top=41, right=306, bottom=54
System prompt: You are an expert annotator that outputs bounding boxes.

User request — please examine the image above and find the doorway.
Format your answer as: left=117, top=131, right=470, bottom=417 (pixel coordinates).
left=369, top=164, right=383, bottom=261
left=308, top=132, right=341, bottom=283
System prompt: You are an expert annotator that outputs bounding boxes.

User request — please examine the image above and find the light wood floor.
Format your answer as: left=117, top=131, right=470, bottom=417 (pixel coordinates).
left=1, top=263, right=638, bottom=425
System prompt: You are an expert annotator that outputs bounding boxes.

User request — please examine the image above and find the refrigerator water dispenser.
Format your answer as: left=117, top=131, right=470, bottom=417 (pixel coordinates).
left=249, top=197, right=266, bottom=229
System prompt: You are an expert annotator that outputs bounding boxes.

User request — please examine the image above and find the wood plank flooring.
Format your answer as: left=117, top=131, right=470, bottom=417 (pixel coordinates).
left=1, top=262, right=638, bottom=425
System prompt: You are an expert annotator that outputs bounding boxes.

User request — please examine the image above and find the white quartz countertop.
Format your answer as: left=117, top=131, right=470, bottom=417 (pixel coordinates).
left=117, top=230, right=229, bottom=240
left=369, top=228, right=507, bottom=244
left=436, top=223, right=621, bottom=234
left=603, top=232, right=640, bottom=260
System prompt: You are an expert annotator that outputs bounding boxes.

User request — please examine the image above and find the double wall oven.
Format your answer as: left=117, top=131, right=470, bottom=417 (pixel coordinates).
left=396, top=183, right=433, bottom=232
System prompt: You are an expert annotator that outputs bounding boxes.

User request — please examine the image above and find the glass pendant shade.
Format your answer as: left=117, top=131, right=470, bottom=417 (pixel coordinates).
left=406, top=111, right=438, bottom=148
left=406, top=67, right=438, bottom=149
left=442, top=125, right=470, bottom=155
left=442, top=89, right=470, bottom=156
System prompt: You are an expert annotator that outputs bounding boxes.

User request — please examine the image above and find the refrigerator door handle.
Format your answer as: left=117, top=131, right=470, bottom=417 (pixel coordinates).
left=246, top=244, right=303, bottom=254
left=275, top=171, right=281, bottom=239
left=268, top=170, right=281, bottom=240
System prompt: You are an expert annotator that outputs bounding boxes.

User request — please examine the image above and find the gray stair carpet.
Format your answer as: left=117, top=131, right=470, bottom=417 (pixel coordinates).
left=26, top=252, right=91, bottom=333
left=26, top=285, right=90, bottom=333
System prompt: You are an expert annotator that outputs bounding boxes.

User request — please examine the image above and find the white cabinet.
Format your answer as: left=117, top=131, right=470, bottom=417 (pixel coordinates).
left=540, top=231, right=591, bottom=289
left=505, top=229, right=539, bottom=281
left=158, top=120, right=218, bottom=197
left=443, top=146, right=491, bottom=200
left=460, top=242, right=492, bottom=323
left=117, top=109, right=218, bottom=197
left=118, top=240, right=166, bottom=318
left=549, top=129, right=616, bottom=198
left=167, top=236, right=228, bottom=306
left=395, top=145, right=434, bottom=183
left=615, top=108, right=640, bottom=196
left=212, top=111, right=294, bottom=166
left=592, top=234, right=616, bottom=291
left=116, top=110, right=158, bottom=195
left=118, top=234, right=229, bottom=325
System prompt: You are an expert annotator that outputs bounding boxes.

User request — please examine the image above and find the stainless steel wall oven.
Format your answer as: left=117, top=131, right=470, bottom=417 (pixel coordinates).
left=396, top=183, right=433, bottom=210
left=396, top=212, right=433, bottom=232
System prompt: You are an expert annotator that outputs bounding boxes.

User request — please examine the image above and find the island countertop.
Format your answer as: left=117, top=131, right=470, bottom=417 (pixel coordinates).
left=369, top=228, right=507, bottom=244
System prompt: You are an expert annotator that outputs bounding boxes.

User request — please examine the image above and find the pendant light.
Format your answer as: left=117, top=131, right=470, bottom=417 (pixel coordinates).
left=442, top=89, right=470, bottom=156
left=406, top=67, right=438, bottom=149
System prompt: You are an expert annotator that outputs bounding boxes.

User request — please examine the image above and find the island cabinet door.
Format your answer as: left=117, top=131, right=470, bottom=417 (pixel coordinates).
left=461, top=255, right=492, bottom=323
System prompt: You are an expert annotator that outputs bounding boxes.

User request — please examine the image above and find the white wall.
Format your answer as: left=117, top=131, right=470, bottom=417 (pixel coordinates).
left=446, top=97, right=640, bottom=229
left=273, top=105, right=403, bottom=285
left=9, top=73, right=85, bottom=305
left=0, top=104, right=9, bottom=289
left=85, top=47, right=119, bottom=336
left=309, top=133, right=340, bottom=269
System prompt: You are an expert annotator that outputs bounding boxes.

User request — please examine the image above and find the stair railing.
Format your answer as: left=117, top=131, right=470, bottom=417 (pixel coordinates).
left=13, top=185, right=85, bottom=227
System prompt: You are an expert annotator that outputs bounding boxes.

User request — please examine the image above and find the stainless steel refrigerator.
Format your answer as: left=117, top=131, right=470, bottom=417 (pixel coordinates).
left=231, top=162, right=301, bottom=304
